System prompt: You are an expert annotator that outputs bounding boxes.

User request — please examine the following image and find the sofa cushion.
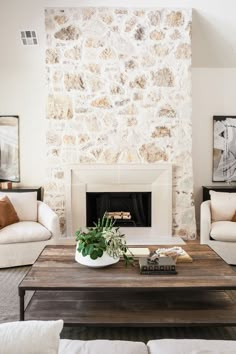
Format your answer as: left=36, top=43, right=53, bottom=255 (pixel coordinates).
left=210, top=190, right=236, bottom=222
left=0, top=195, right=19, bottom=229
left=0, top=319, right=63, bottom=354
left=210, top=221, right=236, bottom=241
left=0, top=221, right=52, bottom=244
left=190, top=351, right=235, bottom=354
left=59, top=339, right=148, bottom=354
left=147, top=339, right=236, bottom=354
left=0, top=191, right=37, bottom=221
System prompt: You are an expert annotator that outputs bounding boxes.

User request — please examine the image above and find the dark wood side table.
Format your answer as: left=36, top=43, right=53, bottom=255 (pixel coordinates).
left=0, top=186, right=43, bottom=201
left=202, top=186, right=236, bottom=201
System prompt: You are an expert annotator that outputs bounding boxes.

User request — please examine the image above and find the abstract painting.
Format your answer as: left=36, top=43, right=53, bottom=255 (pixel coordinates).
left=213, top=116, right=236, bottom=182
left=0, top=115, right=20, bottom=182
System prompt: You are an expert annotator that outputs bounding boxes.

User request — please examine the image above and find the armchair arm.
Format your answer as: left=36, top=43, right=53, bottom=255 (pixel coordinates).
left=37, top=201, right=61, bottom=239
left=200, top=200, right=212, bottom=244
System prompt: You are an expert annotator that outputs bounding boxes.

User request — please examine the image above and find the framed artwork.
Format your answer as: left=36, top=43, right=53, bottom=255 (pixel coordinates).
left=213, top=116, right=236, bottom=182
left=0, top=115, right=20, bottom=182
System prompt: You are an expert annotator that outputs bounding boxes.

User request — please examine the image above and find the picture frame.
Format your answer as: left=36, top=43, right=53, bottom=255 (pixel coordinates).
left=0, top=115, right=20, bottom=182
left=213, top=115, right=236, bottom=182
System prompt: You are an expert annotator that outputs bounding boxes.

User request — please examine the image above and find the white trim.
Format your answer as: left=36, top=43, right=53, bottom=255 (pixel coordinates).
left=64, top=163, right=172, bottom=244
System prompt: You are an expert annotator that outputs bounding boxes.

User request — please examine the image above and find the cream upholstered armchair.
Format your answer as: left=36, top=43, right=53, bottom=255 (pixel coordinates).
left=0, top=191, right=61, bottom=268
left=200, top=190, right=236, bottom=265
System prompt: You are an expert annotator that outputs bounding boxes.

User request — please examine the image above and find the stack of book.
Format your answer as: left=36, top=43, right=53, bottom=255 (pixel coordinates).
left=139, top=256, right=177, bottom=275
left=128, top=247, right=150, bottom=257
left=0, top=182, right=12, bottom=189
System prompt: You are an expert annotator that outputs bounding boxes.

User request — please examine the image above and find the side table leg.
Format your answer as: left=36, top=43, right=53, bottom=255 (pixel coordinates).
left=19, top=289, right=25, bottom=321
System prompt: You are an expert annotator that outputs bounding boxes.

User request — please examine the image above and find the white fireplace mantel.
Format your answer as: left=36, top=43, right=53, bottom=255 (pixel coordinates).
left=64, top=163, right=173, bottom=244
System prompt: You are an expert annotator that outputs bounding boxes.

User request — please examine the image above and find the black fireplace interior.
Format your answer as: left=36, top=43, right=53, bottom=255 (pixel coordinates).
left=86, top=192, right=151, bottom=227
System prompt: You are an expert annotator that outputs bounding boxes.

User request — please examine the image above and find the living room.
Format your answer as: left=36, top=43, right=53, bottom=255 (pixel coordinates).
left=1, top=0, right=236, bottom=353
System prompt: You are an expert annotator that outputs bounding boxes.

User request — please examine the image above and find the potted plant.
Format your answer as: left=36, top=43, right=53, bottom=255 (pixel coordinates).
left=75, top=215, right=133, bottom=267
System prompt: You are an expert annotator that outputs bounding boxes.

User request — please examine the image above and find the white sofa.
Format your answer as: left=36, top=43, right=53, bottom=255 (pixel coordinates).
left=200, top=190, right=236, bottom=265
left=0, top=192, right=61, bottom=268
left=1, top=320, right=236, bottom=354
left=59, top=338, right=236, bottom=354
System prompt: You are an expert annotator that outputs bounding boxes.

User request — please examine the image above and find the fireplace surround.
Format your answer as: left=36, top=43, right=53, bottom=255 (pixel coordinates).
left=64, top=163, right=173, bottom=244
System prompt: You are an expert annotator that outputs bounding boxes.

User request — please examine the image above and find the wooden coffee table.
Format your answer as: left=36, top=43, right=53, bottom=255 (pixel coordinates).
left=19, top=244, right=236, bottom=327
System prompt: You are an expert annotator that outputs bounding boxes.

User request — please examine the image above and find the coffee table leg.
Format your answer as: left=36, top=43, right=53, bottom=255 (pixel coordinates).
left=19, top=289, right=25, bottom=321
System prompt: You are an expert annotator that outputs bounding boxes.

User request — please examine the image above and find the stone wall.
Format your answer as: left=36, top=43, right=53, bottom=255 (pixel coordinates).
left=45, top=7, right=196, bottom=239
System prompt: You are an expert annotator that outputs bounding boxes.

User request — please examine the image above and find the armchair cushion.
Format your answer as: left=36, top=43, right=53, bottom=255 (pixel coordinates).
left=0, top=191, right=37, bottom=221
left=0, top=196, right=19, bottom=229
left=210, top=221, right=236, bottom=242
left=210, top=191, right=236, bottom=222
left=0, top=221, right=51, bottom=244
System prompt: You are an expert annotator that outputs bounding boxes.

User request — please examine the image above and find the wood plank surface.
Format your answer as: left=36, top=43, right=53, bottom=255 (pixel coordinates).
left=19, top=245, right=236, bottom=291
left=24, top=290, right=236, bottom=327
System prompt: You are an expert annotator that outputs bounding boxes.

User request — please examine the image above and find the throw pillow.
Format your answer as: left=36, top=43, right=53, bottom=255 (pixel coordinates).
left=0, top=192, right=38, bottom=221
left=231, top=212, right=236, bottom=222
left=0, top=196, right=19, bottom=229
left=0, top=319, right=63, bottom=354
left=210, top=190, right=236, bottom=222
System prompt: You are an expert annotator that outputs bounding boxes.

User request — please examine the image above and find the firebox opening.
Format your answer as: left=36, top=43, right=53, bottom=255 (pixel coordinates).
left=86, top=192, right=151, bottom=227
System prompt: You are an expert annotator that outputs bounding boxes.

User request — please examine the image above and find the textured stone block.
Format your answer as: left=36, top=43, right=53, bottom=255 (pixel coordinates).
left=54, top=25, right=80, bottom=40
left=47, top=95, right=73, bottom=119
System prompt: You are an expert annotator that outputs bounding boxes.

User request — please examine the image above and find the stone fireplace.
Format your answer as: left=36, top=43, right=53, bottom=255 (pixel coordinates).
left=45, top=7, right=196, bottom=240
left=64, top=163, right=173, bottom=244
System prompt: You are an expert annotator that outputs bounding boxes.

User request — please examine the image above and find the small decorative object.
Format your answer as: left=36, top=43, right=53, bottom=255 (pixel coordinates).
left=155, top=246, right=193, bottom=263
left=75, top=215, right=133, bottom=268
left=0, top=116, right=20, bottom=183
left=139, top=253, right=177, bottom=275
left=213, top=116, right=236, bottom=182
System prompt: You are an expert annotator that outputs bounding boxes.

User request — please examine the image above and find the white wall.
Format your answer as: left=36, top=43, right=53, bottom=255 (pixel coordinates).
left=0, top=1, right=46, bottom=186
left=1, top=0, right=236, bottom=229
left=192, top=68, right=236, bottom=229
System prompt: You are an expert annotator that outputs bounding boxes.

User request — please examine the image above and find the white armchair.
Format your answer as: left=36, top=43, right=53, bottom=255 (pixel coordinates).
left=0, top=192, right=61, bottom=268
left=200, top=191, right=236, bottom=265
left=200, top=200, right=212, bottom=244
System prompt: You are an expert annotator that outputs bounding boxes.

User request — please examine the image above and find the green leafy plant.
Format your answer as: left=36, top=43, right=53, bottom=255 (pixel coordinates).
left=75, top=215, right=133, bottom=266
